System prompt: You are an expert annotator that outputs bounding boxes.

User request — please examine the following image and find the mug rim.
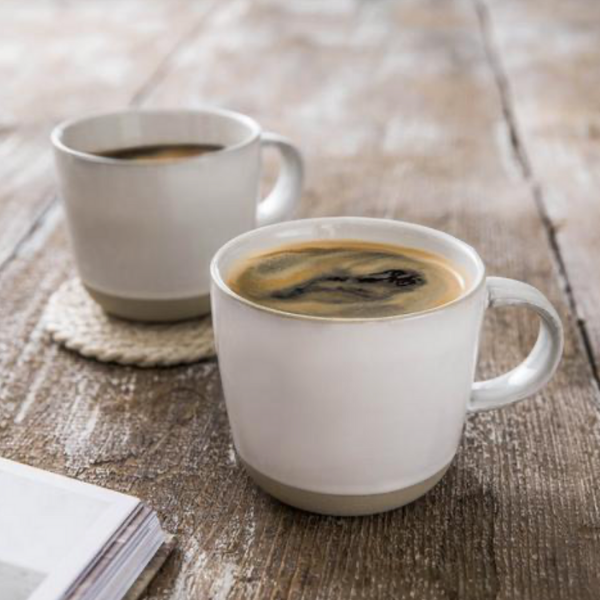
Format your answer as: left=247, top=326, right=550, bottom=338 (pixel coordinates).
left=211, top=217, right=487, bottom=323
left=50, top=107, right=262, bottom=167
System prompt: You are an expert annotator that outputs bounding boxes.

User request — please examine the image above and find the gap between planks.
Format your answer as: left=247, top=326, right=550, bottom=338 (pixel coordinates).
left=472, top=0, right=600, bottom=394
left=0, top=194, right=56, bottom=278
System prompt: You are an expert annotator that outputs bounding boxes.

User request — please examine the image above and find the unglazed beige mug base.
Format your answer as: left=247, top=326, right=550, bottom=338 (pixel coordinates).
left=85, top=284, right=211, bottom=322
left=242, top=459, right=452, bottom=517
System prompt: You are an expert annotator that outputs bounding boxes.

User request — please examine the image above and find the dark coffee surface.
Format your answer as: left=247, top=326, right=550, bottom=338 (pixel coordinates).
left=94, top=143, right=223, bottom=162
left=227, top=240, right=466, bottom=318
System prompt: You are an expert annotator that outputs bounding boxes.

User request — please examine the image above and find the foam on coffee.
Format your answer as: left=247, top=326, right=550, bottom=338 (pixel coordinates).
left=227, top=240, right=466, bottom=318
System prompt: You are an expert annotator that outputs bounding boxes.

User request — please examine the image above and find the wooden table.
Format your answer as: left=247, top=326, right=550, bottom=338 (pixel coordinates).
left=1, top=0, right=599, bottom=597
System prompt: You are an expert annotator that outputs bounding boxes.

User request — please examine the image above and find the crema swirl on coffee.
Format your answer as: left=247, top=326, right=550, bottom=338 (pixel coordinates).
left=227, top=240, right=465, bottom=318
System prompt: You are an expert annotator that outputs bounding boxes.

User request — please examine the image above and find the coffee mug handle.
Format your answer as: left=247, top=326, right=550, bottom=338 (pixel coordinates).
left=469, top=277, right=563, bottom=413
left=257, top=132, right=304, bottom=227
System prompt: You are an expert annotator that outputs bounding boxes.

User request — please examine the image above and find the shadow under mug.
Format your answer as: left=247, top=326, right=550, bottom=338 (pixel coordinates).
left=210, top=217, right=564, bottom=516
left=52, top=108, right=303, bottom=321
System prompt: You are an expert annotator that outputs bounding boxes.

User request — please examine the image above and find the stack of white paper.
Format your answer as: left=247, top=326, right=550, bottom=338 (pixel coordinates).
left=0, top=458, right=171, bottom=600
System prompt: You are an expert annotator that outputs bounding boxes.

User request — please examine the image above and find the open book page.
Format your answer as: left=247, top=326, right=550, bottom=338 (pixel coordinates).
left=0, top=458, right=139, bottom=600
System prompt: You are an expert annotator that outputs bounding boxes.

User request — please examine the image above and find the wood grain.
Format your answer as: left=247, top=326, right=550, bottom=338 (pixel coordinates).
left=0, top=0, right=217, bottom=269
left=477, top=0, right=600, bottom=384
left=0, top=0, right=599, bottom=599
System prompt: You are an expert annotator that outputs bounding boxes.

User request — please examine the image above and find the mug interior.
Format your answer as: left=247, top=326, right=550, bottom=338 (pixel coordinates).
left=211, top=217, right=486, bottom=320
left=52, top=108, right=260, bottom=159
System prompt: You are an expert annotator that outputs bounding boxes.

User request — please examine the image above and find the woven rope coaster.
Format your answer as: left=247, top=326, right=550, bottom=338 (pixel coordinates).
left=44, top=279, right=215, bottom=367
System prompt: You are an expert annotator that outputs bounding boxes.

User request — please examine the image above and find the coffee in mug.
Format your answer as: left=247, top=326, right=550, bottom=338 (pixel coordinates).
left=52, top=108, right=304, bottom=322
left=227, top=240, right=465, bottom=318
left=92, top=143, right=224, bottom=162
left=211, top=217, right=563, bottom=516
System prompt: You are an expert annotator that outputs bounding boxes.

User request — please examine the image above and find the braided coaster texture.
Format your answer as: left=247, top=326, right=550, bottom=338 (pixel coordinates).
left=44, top=279, right=215, bottom=367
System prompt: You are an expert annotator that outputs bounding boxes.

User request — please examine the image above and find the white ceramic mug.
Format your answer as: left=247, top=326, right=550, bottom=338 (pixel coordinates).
left=52, top=108, right=303, bottom=321
left=211, top=217, right=563, bottom=516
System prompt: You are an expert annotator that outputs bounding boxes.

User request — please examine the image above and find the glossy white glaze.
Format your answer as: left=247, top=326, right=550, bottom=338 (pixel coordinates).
left=211, top=218, right=563, bottom=498
left=52, top=108, right=303, bottom=302
left=469, top=277, right=563, bottom=412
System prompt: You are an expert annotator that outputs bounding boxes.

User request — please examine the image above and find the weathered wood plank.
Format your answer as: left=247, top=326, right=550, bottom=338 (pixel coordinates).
left=0, top=0, right=216, bottom=125
left=0, top=1, right=599, bottom=599
left=0, top=128, right=54, bottom=268
left=0, top=0, right=217, bottom=269
left=477, top=0, right=600, bottom=381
